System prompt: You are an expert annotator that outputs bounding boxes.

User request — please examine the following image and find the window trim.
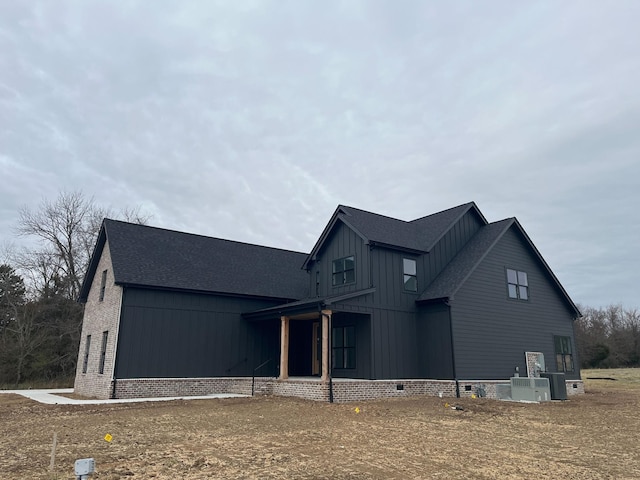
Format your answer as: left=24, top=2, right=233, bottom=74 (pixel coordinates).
left=99, top=331, right=108, bottom=374
left=403, top=258, right=418, bottom=292
left=332, top=255, right=356, bottom=287
left=506, top=268, right=529, bottom=301
left=554, top=335, right=574, bottom=373
left=332, top=325, right=356, bottom=369
left=82, top=335, right=91, bottom=374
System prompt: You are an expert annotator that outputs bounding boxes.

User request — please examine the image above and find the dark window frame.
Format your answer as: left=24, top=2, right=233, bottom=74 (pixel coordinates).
left=82, top=335, right=91, bottom=374
left=332, top=325, right=356, bottom=369
left=332, top=256, right=356, bottom=287
left=99, top=269, right=108, bottom=301
left=403, top=258, right=418, bottom=292
left=554, top=335, right=574, bottom=373
left=99, top=331, right=108, bottom=374
left=506, top=268, right=529, bottom=300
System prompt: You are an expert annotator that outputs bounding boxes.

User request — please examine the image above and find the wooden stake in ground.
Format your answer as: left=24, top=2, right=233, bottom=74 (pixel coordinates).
left=49, top=432, right=57, bottom=471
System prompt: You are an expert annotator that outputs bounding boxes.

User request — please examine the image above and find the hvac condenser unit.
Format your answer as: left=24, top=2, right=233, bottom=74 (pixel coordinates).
left=510, top=377, right=551, bottom=402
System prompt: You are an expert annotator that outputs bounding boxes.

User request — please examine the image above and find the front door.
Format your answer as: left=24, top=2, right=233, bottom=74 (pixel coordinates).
left=312, top=321, right=321, bottom=376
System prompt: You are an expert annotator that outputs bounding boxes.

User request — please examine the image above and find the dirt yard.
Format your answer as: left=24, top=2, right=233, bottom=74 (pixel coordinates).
left=1, top=370, right=639, bottom=479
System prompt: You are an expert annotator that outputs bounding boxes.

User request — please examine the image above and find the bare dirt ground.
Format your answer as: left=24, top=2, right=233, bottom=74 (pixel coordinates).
left=2, top=371, right=639, bottom=479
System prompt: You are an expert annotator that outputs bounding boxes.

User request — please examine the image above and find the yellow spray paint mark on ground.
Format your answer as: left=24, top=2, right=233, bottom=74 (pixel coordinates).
left=354, top=407, right=361, bottom=414
left=104, top=433, right=113, bottom=443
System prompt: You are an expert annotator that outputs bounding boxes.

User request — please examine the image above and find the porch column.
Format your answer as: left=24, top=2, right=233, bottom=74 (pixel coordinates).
left=321, top=310, right=332, bottom=381
left=279, top=316, right=290, bottom=380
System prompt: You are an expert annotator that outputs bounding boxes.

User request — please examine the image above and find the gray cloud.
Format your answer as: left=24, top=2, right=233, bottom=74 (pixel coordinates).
left=1, top=1, right=638, bottom=307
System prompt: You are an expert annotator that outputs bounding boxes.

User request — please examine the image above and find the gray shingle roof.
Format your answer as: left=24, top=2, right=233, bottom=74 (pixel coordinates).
left=303, top=202, right=483, bottom=268
left=339, top=203, right=479, bottom=252
left=80, top=219, right=309, bottom=301
left=417, top=219, right=514, bottom=302
left=338, top=203, right=475, bottom=252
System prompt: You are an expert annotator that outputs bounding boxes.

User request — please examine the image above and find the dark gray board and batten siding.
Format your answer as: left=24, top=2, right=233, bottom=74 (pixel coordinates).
left=450, top=226, right=580, bottom=380
left=114, top=288, right=283, bottom=379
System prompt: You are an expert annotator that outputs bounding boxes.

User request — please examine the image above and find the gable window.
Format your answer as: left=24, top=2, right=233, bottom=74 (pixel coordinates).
left=99, top=331, right=108, bottom=374
left=99, top=269, right=108, bottom=301
left=82, top=335, right=91, bottom=374
left=506, top=269, right=528, bottom=300
left=332, top=256, right=355, bottom=286
left=332, top=326, right=355, bottom=369
left=403, top=258, right=417, bottom=292
left=316, top=270, right=320, bottom=296
left=555, top=336, right=574, bottom=373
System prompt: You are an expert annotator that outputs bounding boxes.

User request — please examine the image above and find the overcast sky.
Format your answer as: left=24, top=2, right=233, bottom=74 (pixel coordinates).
left=1, top=1, right=638, bottom=308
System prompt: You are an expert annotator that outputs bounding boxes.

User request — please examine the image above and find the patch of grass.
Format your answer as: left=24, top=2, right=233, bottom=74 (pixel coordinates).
left=582, top=367, right=640, bottom=390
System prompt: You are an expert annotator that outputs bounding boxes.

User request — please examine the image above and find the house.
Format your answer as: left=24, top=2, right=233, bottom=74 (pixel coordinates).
left=74, top=203, right=583, bottom=401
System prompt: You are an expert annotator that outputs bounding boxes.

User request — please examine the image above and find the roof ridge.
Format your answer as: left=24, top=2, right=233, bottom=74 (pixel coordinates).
left=103, top=218, right=309, bottom=256
left=409, top=202, right=475, bottom=223
left=339, top=205, right=412, bottom=223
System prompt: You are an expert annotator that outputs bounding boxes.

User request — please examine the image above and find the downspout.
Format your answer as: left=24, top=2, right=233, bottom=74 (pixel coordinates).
left=328, top=310, right=334, bottom=403
left=445, top=300, right=460, bottom=398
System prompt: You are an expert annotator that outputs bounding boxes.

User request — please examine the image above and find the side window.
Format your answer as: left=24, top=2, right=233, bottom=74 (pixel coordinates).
left=554, top=336, right=574, bottom=373
left=99, top=269, right=108, bottom=301
left=403, top=258, right=417, bottom=292
left=99, top=331, right=109, bottom=374
left=332, top=256, right=355, bottom=286
left=82, top=335, right=91, bottom=374
left=506, top=269, right=528, bottom=300
left=332, top=326, right=356, bottom=369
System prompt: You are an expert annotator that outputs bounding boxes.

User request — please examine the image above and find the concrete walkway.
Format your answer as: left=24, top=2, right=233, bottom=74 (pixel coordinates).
left=0, top=388, right=249, bottom=405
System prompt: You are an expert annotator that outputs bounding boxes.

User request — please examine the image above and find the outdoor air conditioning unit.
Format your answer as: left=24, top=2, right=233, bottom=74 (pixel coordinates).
left=510, top=377, right=550, bottom=402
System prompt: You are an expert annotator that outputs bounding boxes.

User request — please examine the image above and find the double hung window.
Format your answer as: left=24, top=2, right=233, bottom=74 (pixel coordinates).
left=332, top=256, right=355, bottom=286
left=554, top=336, right=574, bottom=373
left=403, top=258, right=417, bottom=292
left=332, top=326, right=355, bottom=369
left=507, top=269, right=528, bottom=300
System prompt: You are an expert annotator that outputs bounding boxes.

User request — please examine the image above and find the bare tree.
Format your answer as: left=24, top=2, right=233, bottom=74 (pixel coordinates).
left=2, top=191, right=151, bottom=385
left=15, top=190, right=151, bottom=300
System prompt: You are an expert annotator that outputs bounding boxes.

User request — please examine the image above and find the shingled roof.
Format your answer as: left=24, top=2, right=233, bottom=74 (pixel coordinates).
left=303, top=202, right=486, bottom=268
left=417, top=219, right=514, bottom=302
left=417, top=218, right=581, bottom=316
left=78, top=219, right=310, bottom=302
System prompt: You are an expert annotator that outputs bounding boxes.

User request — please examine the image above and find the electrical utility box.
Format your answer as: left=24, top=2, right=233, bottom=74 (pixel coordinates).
left=510, top=377, right=551, bottom=402
left=540, top=372, right=567, bottom=400
left=74, top=458, right=95, bottom=479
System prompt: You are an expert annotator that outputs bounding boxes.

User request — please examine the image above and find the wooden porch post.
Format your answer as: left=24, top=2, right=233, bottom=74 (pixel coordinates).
left=279, top=316, right=289, bottom=380
left=321, top=310, right=332, bottom=381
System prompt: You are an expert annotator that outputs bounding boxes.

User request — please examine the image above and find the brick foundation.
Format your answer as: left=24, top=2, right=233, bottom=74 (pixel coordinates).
left=566, top=380, right=585, bottom=395
left=102, top=376, right=586, bottom=402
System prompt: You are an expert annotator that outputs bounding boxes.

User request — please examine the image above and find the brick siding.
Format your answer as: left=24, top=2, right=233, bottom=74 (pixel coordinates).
left=107, top=376, right=584, bottom=402
left=73, top=241, right=123, bottom=399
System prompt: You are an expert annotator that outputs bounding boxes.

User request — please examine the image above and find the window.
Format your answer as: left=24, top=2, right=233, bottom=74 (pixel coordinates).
left=99, top=269, right=107, bottom=301
left=332, top=326, right=355, bottom=369
left=403, top=258, right=417, bottom=292
left=82, top=335, right=91, bottom=374
left=99, top=331, right=108, bottom=374
left=555, top=336, right=574, bottom=373
left=332, top=256, right=355, bottom=286
left=316, top=270, right=320, bottom=296
left=506, top=269, right=528, bottom=300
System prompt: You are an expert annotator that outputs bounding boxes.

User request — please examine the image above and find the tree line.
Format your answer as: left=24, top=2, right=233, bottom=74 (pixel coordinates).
left=0, top=191, right=637, bottom=386
left=574, top=304, right=640, bottom=369
left=0, top=191, right=147, bottom=386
